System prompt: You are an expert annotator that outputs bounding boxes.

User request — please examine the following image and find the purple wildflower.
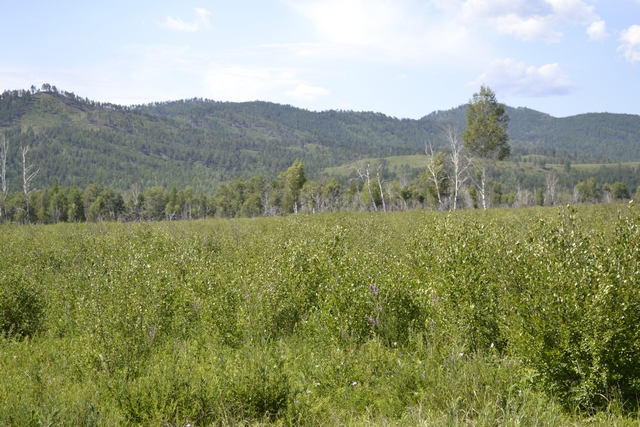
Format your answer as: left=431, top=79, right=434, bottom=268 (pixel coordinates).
left=369, top=284, right=378, bottom=296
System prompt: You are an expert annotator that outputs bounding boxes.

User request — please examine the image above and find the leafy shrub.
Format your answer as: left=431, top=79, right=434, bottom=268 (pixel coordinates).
left=0, top=276, right=45, bottom=339
left=504, top=205, right=640, bottom=409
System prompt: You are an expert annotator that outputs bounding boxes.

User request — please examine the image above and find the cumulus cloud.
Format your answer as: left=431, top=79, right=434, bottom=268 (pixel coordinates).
left=285, top=84, right=329, bottom=101
left=160, top=8, right=211, bottom=32
left=587, top=20, right=608, bottom=40
left=619, top=25, right=640, bottom=62
left=470, top=58, right=575, bottom=97
left=434, top=0, right=600, bottom=42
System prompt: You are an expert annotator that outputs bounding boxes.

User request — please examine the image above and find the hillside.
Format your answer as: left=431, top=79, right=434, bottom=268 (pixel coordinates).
left=421, top=105, right=640, bottom=162
left=1, top=87, right=639, bottom=192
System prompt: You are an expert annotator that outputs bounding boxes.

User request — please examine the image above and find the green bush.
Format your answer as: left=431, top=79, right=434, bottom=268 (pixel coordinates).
left=0, top=276, right=45, bottom=339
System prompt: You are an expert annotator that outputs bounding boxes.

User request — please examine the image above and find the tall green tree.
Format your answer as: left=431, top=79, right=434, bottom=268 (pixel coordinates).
left=279, top=159, right=306, bottom=214
left=462, top=85, right=510, bottom=210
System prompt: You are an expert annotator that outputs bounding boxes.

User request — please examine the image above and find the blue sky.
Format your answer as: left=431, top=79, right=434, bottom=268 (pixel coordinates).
left=1, top=0, right=639, bottom=119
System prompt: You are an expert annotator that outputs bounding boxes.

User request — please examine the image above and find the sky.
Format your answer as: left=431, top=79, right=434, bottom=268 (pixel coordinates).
left=1, top=0, right=639, bottom=119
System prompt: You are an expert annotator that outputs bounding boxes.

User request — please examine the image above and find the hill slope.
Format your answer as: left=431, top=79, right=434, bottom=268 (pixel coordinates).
left=1, top=87, right=639, bottom=192
left=421, top=105, right=640, bottom=162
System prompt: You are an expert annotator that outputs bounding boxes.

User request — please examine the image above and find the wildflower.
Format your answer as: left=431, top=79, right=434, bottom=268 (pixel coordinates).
left=148, top=327, right=157, bottom=339
left=369, top=284, right=378, bottom=296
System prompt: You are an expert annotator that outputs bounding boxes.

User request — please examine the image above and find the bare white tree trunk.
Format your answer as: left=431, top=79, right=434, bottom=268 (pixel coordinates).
left=425, top=139, right=444, bottom=208
left=354, top=162, right=377, bottom=212
left=0, top=135, right=8, bottom=220
left=545, top=172, right=559, bottom=206
left=480, top=161, right=487, bottom=210
left=446, top=125, right=469, bottom=211
left=22, top=145, right=40, bottom=220
left=376, top=164, right=386, bottom=213
left=467, top=158, right=487, bottom=210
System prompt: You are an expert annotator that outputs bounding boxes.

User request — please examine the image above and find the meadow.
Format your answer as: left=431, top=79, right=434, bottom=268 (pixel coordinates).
left=1, top=204, right=639, bottom=426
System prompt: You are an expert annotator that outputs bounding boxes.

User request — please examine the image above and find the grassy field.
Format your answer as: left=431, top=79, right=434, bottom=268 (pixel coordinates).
left=322, top=155, right=428, bottom=177
left=1, top=205, right=639, bottom=426
left=322, top=153, right=640, bottom=177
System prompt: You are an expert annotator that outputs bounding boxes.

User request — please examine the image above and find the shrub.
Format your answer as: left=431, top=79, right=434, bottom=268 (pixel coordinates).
left=0, top=276, right=45, bottom=339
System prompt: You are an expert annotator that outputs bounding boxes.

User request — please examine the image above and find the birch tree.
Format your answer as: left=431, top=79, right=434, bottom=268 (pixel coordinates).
left=0, top=135, right=8, bottom=220
left=353, top=162, right=377, bottom=212
left=375, top=164, right=387, bottom=213
left=445, top=125, right=469, bottom=211
left=424, top=139, right=447, bottom=209
left=545, top=172, right=559, bottom=206
left=22, top=145, right=40, bottom=221
left=462, top=85, right=510, bottom=210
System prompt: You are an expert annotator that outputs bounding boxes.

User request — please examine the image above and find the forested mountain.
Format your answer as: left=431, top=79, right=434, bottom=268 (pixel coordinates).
left=421, top=105, right=640, bottom=162
left=1, top=86, right=639, bottom=193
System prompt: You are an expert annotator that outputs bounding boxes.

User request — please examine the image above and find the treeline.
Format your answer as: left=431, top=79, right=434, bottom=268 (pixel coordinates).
left=1, top=157, right=637, bottom=225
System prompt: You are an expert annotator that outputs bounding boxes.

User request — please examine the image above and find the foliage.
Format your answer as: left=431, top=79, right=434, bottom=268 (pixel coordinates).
left=1, top=206, right=640, bottom=425
left=462, top=86, right=510, bottom=162
left=1, top=86, right=640, bottom=198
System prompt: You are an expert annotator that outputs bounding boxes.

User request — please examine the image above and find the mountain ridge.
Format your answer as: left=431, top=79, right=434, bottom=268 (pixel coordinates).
left=1, top=86, right=639, bottom=192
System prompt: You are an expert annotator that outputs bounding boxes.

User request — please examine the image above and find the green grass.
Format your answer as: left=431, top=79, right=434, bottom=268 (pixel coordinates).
left=323, top=153, right=640, bottom=179
left=323, top=155, right=428, bottom=177
left=1, top=206, right=639, bottom=425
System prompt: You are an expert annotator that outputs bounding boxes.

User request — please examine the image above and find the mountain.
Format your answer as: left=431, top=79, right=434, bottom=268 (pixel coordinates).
left=421, top=105, right=640, bottom=162
left=1, top=87, right=639, bottom=192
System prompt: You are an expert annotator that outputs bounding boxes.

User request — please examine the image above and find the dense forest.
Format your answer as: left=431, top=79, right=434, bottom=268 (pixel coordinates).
left=1, top=85, right=640, bottom=198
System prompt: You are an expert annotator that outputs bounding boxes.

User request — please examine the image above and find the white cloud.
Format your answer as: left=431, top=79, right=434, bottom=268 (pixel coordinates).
left=470, top=58, right=575, bottom=97
left=160, top=8, right=211, bottom=32
left=285, top=84, right=329, bottom=101
left=434, top=0, right=599, bottom=42
left=587, top=20, right=608, bottom=40
left=282, top=0, right=488, bottom=63
left=287, top=0, right=410, bottom=47
left=619, top=25, right=640, bottom=63
left=202, top=66, right=329, bottom=104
